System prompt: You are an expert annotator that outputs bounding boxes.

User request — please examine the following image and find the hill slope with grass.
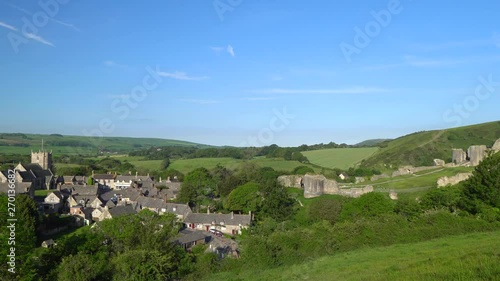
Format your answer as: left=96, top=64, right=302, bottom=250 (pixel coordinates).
left=361, top=121, right=500, bottom=168
left=207, top=230, right=500, bottom=281
left=0, top=133, right=209, bottom=155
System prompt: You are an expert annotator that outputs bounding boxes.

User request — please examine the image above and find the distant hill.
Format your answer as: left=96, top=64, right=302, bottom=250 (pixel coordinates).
left=0, top=133, right=209, bottom=155
left=361, top=121, right=500, bottom=168
left=354, top=139, right=392, bottom=147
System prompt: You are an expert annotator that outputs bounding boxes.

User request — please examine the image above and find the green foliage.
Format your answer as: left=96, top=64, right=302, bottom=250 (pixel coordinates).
left=461, top=152, right=500, bottom=213
left=178, top=168, right=216, bottom=206
left=420, top=187, right=462, bottom=212
left=307, top=196, right=346, bottom=225
left=57, top=252, right=110, bottom=281
left=226, top=182, right=261, bottom=213
left=259, top=181, right=296, bottom=222
left=340, top=192, right=394, bottom=221
left=292, top=165, right=314, bottom=175
left=112, top=250, right=178, bottom=281
left=86, top=177, right=94, bottom=185
left=160, top=158, right=170, bottom=170
left=394, top=197, right=422, bottom=220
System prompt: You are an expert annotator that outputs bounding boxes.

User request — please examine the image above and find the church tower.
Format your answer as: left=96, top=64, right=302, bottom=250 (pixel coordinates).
left=31, top=139, right=53, bottom=170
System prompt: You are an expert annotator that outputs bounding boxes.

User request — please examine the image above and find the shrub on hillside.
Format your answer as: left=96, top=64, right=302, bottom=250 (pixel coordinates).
left=339, top=192, right=394, bottom=221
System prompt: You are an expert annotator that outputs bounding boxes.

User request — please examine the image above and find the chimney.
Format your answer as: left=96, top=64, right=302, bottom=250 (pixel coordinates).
left=207, top=208, right=210, bottom=214
left=167, top=176, right=171, bottom=182
left=128, top=171, right=132, bottom=175
left=147, top=173, right=150, bottom=177
left=231, top=211, right=234, bottom=219
left=92, top=170, right=95, bottom=176
left=135, top=171, right=138, bottom=178
left=163, top=194, right=168, bottom=203
left=159, top=177, right=162, bottom=183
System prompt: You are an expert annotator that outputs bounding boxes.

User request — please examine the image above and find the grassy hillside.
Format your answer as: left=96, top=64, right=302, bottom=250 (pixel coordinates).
left=303, top=147, right=379, bottom=169
left=0, top=133, right=208, bottom=155
left=207, top=230, right=500, bottom=281
left=362, top=121, right=500, bottom=168
left=354, top=138, right=392, bottom=147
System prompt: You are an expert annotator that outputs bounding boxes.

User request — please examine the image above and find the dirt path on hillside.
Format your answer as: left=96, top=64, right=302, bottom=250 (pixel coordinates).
left=418, top=130, right=445, bottom=148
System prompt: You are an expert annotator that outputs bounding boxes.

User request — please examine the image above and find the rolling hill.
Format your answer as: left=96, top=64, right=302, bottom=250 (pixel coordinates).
left=0, top=133, right=209, bottom=155
left=303, top=147, right=379, bottom=169
left=361, top=121, right=500, bottom=169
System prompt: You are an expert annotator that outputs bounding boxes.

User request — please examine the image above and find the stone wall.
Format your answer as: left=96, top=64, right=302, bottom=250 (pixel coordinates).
left=452, top=149, right=467, bottom=164
left=277, top=175, right=302, bottom=188
left=437, top=173, right=472, bottom=187
left=493, top=138, right=500, bottom=153
left=468, top=145, right=487, bottom=166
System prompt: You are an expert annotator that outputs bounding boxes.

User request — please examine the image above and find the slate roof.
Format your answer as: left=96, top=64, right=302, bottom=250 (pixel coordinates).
left=115, top=175, right=135, bottom=182
left=63, top=176, right=76, bottom=184
left=18, top=170, right=35, bottom=182
left=165, top=203, right=192, bottom=217
left=136, top=196, right=166, bottom=210
left=71, top=185, right=98, bottom=196
left=108, top=205, right=136, bottom=217
left=0, top=182, right=32, bottom=194
left=184, top=213, right=251, bottom=226
left=174, top=229, right=209, bottom=245
left=93, top=174, right=115, bottom=180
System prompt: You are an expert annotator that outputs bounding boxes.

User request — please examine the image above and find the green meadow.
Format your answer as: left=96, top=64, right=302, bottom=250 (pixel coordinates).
left=303, top=147, right=379, bottom=169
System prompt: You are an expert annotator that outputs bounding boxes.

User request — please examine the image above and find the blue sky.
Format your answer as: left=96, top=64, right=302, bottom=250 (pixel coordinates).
left=1, top=0, right=499, bottom=146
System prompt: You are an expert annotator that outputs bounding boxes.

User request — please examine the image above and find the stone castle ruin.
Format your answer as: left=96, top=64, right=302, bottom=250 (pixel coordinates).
left=452, top=143, right=496, bottom=167
left=278, top=174, right=373, bottom=199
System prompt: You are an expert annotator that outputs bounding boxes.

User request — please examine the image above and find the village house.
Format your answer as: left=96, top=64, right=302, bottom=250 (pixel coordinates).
left=184, top=211, right=252, bottom=235
left=0, top=182, right=34, bottom=198
left=92, top=172, right=116, bottom=189
left=99, top=205, right=136, bottom=221
left=174, top=229, right=210, bottom=251
left=70, top=205, right=93, bottom=226
left=67, top=184, right=100, bottom=208
left=43, top=190, right=64, bottom=214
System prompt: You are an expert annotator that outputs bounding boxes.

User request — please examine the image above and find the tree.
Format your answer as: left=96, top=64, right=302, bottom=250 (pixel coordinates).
left=87, top=176, right=95, bottom=185
left=259, top=181, right=296, bottom=221
left=160, top=158, right=170, bottom=170
left=178, top=168, right=215, bottom=206
left=308, top=196, right=346, bottom=225
left=57, top=252, right=110, bottom=281
left=460, top=152, right=500, bottom=214
left=226, top=182, right=261, bottom=212
left=340, top=192, right=394, bottom=221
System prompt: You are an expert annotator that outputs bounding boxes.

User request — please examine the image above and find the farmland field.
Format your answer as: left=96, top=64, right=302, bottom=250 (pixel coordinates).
left=303, top=147, right=379, bottom=169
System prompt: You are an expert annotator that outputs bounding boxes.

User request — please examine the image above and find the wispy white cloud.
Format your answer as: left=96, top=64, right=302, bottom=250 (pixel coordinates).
left=210, top=44, right=235, bottom=57
left=252, top=87, right=389, bottom=95
left=362, top=55, right=500, bottom=71
left=227, top=45, right=235, bottom=57
left=242, top=97, right=276, bottom=101
left=7, top=3, right=80, bottom=31
left=24, top=33, right=54, bottom=47
left=0, top=21, right=17, bottom=31
left=157, top=71, right=209, bottom=81
left=179, top=98, right=220, bottom=104
left=103, top=60, right=128, bottom=69
left=411, top=38, right=496, bottom=52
